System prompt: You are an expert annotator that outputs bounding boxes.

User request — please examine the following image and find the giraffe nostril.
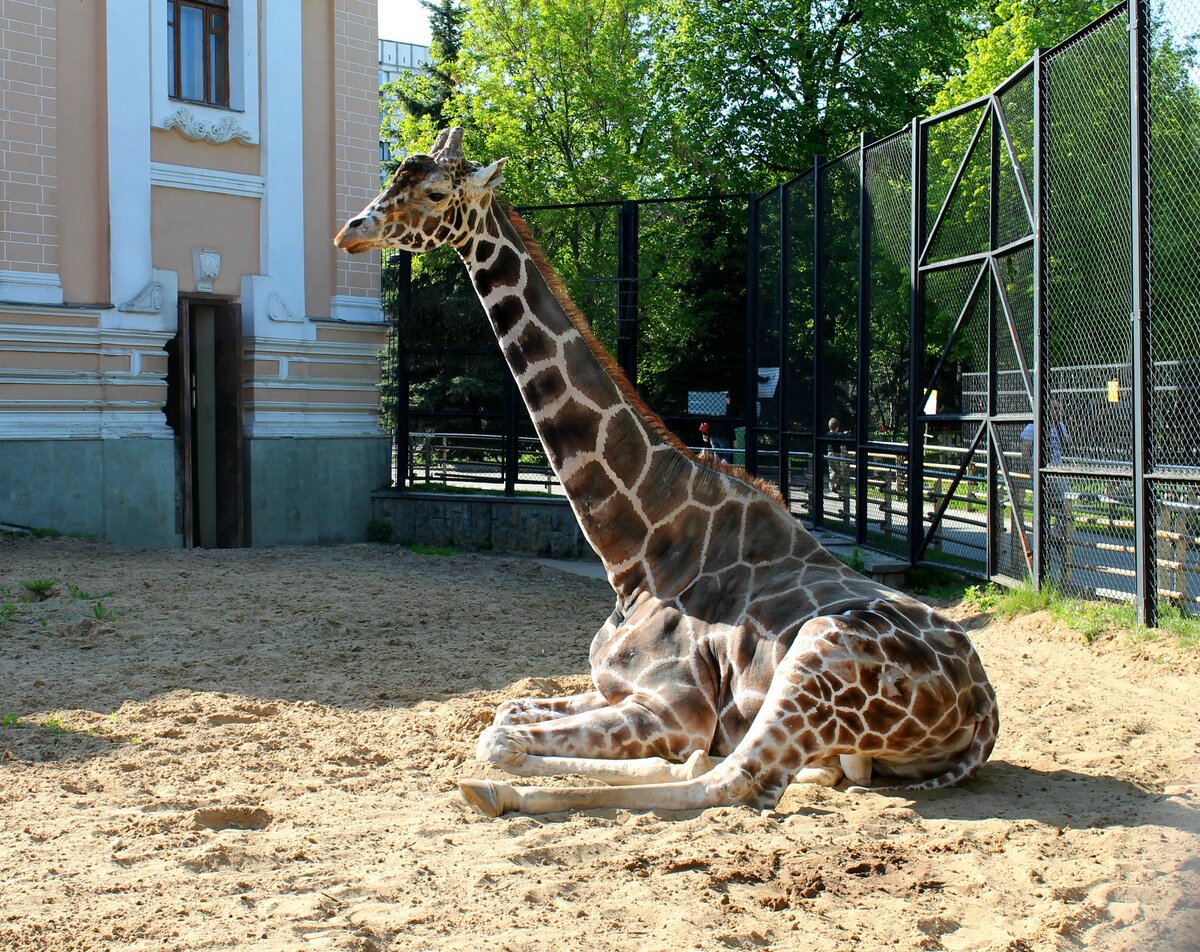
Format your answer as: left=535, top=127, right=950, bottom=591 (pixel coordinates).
left=348, top=217, right=366, bottom=228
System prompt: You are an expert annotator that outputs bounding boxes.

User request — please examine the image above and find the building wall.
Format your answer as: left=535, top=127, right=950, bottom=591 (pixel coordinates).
left=0, top=0, right=59, bottom=302
left=55, top=0, right=107, bottom=305
left=0, top=0, right=388, bottom=547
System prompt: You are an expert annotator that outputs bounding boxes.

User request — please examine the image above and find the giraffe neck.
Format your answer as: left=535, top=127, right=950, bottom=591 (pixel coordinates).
left=457, top=199, right=697, bottom=586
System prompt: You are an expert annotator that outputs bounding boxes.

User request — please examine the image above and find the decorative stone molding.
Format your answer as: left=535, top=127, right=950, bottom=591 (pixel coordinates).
left=150, top=162, right=265, bottom=198
left=194, top=249, right=222, bottom=293
left=162, top=107, right=253, bottom=145
left=267, top=291, right=299, bottom=323
left=118, top=280, right=164, bottom=314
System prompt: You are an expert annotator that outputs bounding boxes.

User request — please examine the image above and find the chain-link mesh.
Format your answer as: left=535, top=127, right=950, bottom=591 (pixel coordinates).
left=863, top=130, right=913, bottom=554
left=1146, top=0, right=1200, bottom=610
left=1153, top=480, right=1200, bottom=610
left=754, top=190, right=784, bottom=488
left=784, top=174, right=815, bottom=518
left=816, top=153, right=861, bottom=533
left=1043, top=9, right=1136, bottom=600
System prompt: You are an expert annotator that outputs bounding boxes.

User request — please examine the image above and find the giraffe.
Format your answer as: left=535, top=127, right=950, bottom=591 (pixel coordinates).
left=335, top=128, right=999, bottom=817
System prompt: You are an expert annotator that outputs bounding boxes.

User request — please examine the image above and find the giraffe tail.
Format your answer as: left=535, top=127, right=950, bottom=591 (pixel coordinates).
left=853, top=690, right=1000, bottom=795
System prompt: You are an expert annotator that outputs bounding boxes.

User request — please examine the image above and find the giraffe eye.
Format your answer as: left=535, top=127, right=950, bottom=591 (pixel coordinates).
left=428, top=191, right=448, bottom=202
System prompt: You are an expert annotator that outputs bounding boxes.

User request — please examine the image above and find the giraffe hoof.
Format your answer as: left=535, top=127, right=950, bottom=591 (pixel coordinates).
left=459, top=779, right=505, bottom=817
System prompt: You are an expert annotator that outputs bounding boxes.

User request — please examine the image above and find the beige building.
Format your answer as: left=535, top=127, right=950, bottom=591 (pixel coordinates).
left=0, top=0, right=388, bottom=546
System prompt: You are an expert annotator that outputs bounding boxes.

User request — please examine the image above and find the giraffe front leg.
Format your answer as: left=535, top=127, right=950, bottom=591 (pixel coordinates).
left=492, top=748, right=716, bottom=784
left=492, top=690, right=607, bottom=727
left=474, top=695, right=713, bottom=774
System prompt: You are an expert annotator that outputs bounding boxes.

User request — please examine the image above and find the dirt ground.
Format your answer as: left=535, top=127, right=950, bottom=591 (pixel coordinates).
left=1, top=535, right=1198, bottom=952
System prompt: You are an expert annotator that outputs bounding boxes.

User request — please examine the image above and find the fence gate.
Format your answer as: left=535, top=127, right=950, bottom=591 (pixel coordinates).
left=913, top=66, right=1038, bottom=581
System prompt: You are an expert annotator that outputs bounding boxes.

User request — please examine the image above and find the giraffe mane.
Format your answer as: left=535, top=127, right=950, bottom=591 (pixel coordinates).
left=502, top=204, right=787, bottom=510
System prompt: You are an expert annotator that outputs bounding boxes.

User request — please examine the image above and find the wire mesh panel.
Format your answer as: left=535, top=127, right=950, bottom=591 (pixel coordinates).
left=863, top=130, right=913, bottom=554
left=1043, top=8, right=1136, bottom=600
left=753, top=190, right=784, bottom=489
left=784, top=174, right=815, bottom=518
left=1147, top=0, right=1200, bottom=612
left=635, top=198, right=749, bottom=450
left=520, top=204, right=621, bottom=351
left=920, top=99, right=994, bottom=574
left=816, top=152, right=861, bottom=534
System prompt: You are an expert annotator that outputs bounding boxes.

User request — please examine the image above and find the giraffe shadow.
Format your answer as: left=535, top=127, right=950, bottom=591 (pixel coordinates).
left=878, top=760, right=1200, bottom=835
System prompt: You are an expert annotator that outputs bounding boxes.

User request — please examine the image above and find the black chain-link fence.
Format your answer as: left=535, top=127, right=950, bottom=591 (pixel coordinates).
left=381, top=195, right=751, bottom=495
left=380, top=0, right=1196, bottom=622
left=749, top=0, right=1200, bottom=622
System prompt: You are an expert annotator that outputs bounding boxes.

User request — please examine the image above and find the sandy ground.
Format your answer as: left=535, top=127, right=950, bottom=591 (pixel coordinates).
left=1, top=535, right=1198, bottom=952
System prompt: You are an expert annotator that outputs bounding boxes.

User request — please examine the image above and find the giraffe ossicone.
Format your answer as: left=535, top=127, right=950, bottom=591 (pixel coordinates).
left=335, top=129, right=999, bottom=817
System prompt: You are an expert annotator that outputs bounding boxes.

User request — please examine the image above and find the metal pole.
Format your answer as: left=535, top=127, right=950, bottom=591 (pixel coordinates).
left=907, top=119, right=926, bottom=566
left=744, top=197, right=761, bottom=476
left=616, top=200, right=640, bottom=389
left=395, top=252, right=412, bottom=489
left=856, top=133, right=871, bottom=543
left=987, top=99, right=1001, bottom=580
left=812, top=154, right=826, bottom=528
left=1130, top=0, right=1155, bottom=625
left=1032, top=49, right=1046, bottom=588
left=778, top=185, right=791, bottom=506
left=503, top=375, right=519, bottom=496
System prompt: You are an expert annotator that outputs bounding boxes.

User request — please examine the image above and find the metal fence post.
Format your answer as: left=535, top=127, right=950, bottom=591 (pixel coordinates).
left=812, top=155, right=826, bottom=528
left=393, top=252, right=413, bottom=489
left=503, top=375, right=519, bottom=496
left=1129, top=0, right=1155, bottom=625
left=778, top=185, right=791, bottom=506
left=744, top=197, right=761, bottom=476
left=907, top=119, right=927, bottom=566
left=1032, top=48, right=1046, bottom=588
left=856, top=133, right=872, bottom=544
left=616, top=200, right=640, bottom=389
left=987, top=98, right=1001, bottom=580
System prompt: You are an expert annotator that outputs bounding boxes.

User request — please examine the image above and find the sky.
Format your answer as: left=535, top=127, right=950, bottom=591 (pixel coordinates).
left=379, top=0, right=433, bottom=45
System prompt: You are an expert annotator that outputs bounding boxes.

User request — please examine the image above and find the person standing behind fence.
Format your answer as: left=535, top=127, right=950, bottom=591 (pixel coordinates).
left=1020, top=397, right=1074, bottom=584
left=701, top=392, right=735, bottom=461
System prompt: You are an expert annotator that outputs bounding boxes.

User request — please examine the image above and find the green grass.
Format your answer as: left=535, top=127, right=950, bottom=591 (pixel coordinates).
left=1, top=713, right=27, bottom=729
left=965, top=578, right=1197, bottom=654
left=39, top=715, right=76, bottom=734
left=408, top=544, right=455, bottom=557
left=0, top=602, right=16, bottom=627
left=22, top=579, right=56, bottom=600
left=907, top=566, right=973, bottom=602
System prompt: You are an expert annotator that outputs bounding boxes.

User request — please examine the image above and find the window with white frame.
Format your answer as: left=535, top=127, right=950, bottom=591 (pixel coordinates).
left=168, top=0, right=231, bottom=108
left=152, top=0, right=259, bottom=143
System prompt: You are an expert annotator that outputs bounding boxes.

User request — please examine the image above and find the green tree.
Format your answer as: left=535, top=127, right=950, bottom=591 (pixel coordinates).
left=381, top=0, right=467, bottom=171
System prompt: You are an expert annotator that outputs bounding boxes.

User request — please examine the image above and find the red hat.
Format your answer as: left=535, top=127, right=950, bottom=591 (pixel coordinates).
left=699, top=422, right=711, bottom=434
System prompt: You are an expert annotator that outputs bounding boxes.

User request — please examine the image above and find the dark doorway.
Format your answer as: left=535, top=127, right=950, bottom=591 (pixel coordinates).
left=165, top=298, right=245, bottom=547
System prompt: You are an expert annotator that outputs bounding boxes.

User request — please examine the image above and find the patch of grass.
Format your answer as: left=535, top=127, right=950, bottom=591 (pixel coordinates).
left=30, top=527, right=62, bottom=539
left=92, top=602, right=116, bottom=622
left=908, top=566, right=973, bottom=602
left=1, top=713, right=27, bottom=729
left=22, top=579, right=55, bottom=601
left=0, top=602, right=16, bottom=627
left=1155, top=606, right=1200, bottom=651
left=67, top=582, right=110, bottom=601
left=366, top=519, right=394, bottom=544
left=408, top=543, right=455, bottom=557
left=963, top=583, right=1003, bottom=613
left=39, top=715, right=76, bottom=734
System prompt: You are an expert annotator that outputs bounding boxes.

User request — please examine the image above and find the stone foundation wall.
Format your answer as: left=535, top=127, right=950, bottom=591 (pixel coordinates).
left=371, top=491, right=589, bottom=559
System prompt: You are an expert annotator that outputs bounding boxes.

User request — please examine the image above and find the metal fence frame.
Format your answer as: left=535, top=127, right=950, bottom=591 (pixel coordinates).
left=749, top=0, right=1199, bottom=623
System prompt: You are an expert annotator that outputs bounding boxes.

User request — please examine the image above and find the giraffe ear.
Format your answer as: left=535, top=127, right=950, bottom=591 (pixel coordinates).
left=468, top=158, right=507, bottom=192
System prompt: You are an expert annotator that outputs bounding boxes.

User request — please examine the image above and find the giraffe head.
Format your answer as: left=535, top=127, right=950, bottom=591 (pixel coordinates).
left=334, top=128, right=507, bottom=254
